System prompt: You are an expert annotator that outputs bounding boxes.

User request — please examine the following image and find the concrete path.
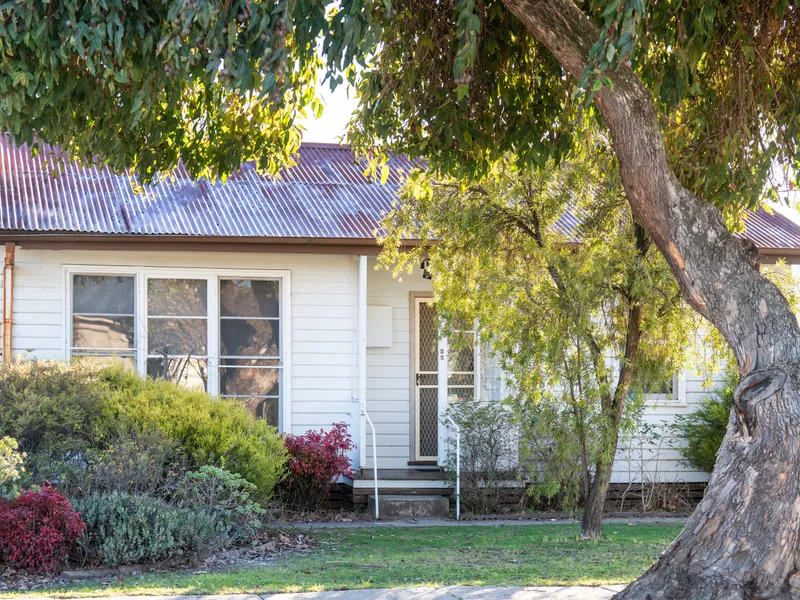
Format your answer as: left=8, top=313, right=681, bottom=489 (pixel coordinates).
left=48, top=588, right=626, bottom=600
left=278, top=516, right=686, bottom=529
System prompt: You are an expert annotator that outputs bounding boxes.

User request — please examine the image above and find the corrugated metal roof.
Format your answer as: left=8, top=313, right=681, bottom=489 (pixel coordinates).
left=0, top=136, right=799, bottom=250
left=0, top=138, right=412, bottom=239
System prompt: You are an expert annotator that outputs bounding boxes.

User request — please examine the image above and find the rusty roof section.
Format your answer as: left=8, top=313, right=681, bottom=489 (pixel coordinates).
left=0, top=136, right=799, bottom=252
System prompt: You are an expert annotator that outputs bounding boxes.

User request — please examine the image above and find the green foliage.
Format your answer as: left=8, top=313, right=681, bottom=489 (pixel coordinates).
left=444, top=398, right=518, bottom=515
left=673, top=371, right=737, bottom=473
left=99, top=368, right=286, bottom=502
left=0, top=0, right=322, bottom=181
left=5, top=1, right=799, bottom=215
left=76, top=429, right=186, bottom=500
left=176, top=466, right=265, bottom=544
left=521, top=402, right=586, bottom=513
left=74, top=492, right=220, bottom=565
left=0, top=361, right=111, bottom=460
left=381, top=149, right=701, bottom=510
left=0, top=436, right=25, bottom=498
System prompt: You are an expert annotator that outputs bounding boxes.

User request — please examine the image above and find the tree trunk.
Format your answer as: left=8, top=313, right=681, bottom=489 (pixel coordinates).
left=582, top=463, right=613, bottom=540
left=502, top=1, right=800, bottom=598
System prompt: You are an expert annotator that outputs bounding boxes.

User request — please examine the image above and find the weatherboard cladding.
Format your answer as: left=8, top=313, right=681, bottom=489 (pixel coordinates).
left=1, top=136, right=799, bottom=250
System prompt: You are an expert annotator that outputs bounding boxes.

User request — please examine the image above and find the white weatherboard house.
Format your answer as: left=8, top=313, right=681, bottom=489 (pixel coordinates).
left=1, top=138, right=800, bottom=504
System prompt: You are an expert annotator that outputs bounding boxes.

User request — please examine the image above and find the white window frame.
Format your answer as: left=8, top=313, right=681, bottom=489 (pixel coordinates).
left=646, top=371, right=687, bottom=407
left=64, top=265, right=292, bottom=432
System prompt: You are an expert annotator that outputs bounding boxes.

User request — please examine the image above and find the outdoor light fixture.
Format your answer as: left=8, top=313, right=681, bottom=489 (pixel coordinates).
left=420, top=258, right=432, bottom=280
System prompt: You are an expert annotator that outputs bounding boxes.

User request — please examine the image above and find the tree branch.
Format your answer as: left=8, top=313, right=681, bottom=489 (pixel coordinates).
left=501, top=0, right=800, bottom=373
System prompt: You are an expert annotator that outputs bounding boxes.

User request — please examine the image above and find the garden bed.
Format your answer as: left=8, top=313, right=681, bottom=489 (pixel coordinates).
left=3, top=523, right=684, bottom=598
left=0, top=530, right=312, bottom=593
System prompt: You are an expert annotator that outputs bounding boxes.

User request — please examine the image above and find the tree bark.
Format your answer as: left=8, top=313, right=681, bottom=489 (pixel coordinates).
left=502, top=1, right=800, bottom=598
left=582, top=227, right=645, bottom=540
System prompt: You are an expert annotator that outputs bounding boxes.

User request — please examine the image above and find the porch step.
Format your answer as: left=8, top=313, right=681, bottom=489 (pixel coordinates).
left=369, top=494, right=450, bottom=519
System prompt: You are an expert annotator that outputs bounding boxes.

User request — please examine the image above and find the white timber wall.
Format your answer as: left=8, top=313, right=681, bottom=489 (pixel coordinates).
left=364, top=257, right=432, bottom=469
left=611, top=371, right=717, bottom=484
left=7, top=248, right=361, bottom=463
left=6, top=247, right=725, bottom=482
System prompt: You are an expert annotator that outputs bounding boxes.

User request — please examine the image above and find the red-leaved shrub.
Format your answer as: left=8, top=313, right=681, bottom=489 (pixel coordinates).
left=281, top=422, right=354, bottom=511
left=0, top=484, right=85, bottom=573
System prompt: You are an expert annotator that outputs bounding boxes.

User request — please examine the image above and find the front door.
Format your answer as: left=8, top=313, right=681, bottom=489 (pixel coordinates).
left=414, top=298, right=439, bottom=461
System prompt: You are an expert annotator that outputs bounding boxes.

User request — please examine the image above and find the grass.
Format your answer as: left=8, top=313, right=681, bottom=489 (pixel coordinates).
left=5, top=523, right=683, bottom=598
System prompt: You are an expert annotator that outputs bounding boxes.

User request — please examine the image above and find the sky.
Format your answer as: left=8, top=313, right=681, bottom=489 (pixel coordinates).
left=297, top=83, right=358, bottom=144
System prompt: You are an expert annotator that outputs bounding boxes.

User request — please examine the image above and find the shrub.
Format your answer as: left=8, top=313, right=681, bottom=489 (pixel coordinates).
left=176, top=465, right=265, bottom=543
left=0, top=361, right=110, bottom=459
left=280, top=422, right=354, bottom=512
left=74, top=492, right=219, bottom=565
left=99, top=368, right=287, bottom=502
left=0, top=436, right=25, bottom=498
left=673, top=371, right=736, bottom=473
left=0, top=484, right=85, bottom=573
left=445, top=398, right=520, bottom=515
left=80, top=429, right=186, bottom=499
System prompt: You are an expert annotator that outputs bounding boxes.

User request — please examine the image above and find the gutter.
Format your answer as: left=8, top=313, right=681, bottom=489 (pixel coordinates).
left=3, top=242, right=14, bottom=363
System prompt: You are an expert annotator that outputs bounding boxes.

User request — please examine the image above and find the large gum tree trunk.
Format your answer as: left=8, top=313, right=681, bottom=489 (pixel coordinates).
left=503, top=1, right=800, bottom=598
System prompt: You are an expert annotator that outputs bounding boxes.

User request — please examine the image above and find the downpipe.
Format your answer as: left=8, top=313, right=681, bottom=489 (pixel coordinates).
left=3, top=242, right=14, bottom=364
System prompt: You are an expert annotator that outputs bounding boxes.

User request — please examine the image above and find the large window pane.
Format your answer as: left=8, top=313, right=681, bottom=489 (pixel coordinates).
left=72, top=352, right=136, bottom=370
left=220, top=279, right=279, bottom=318
left=73, top=275, right=134, bottom=315
left=146, top=278, right=209, bottom=391
left=148, top=318, right=208, bottom=355
left=147, top=357, right=208, bottom=391
left=220, top=319, right=279, bottom=357
left=148, top=279, right=207, bottom=316
left=220, top=366, right=280, bottom=397
left=219, top=278, right=282, bottom=428
left=239, top=398, right=279, bottom=427
left=448, top=334, right=475, bottom=372
left=72, top=315, right=134, bottom=349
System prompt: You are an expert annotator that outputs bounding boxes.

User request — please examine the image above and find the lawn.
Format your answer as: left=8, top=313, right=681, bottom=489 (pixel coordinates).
left=5, top=522, right=683, bottom=598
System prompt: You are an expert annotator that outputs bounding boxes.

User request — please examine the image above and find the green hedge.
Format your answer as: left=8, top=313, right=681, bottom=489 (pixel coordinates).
left=100, top=368, right=286, bottom=501
left=0, top=361, right=112, bottom=457
left=0, top=362, right=286, bottom=503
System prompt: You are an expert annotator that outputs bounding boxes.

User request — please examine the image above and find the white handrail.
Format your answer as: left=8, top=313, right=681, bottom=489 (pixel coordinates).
left=444, top=415, right=461, bottom=520
left=362, top=408, right=379, bottom=519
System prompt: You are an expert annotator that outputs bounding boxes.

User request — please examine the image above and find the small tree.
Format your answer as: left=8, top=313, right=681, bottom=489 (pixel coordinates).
left=381, top=151, right=699, bottom=538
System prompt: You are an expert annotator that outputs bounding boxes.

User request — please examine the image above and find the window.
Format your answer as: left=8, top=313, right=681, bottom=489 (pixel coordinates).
left=67, top=269, right=289, bottom=430
left=645, top=373, right=685, bottom=405
left=219, top=279, right=282, bottom=427
left=146, top=278, right=209, bottom=391
left=447, top=331, right=477, bottom=402
left=71, top=275, right=136, bottom=368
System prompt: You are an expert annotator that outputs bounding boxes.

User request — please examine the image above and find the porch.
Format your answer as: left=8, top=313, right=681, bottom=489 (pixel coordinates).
left=350, top=468, right=451, bottom=507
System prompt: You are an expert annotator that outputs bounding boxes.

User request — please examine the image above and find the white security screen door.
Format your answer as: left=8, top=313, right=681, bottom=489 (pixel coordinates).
left=414, top=298, right=439, bottom=461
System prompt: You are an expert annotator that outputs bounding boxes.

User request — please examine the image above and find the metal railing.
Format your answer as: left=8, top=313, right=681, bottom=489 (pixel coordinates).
left=444, top=415, right=461, bottom=520
left=362, top=407, right=379, bottom=519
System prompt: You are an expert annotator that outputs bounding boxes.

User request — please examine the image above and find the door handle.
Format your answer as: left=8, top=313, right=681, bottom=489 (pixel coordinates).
left=415, top=373, right=421, bottom=386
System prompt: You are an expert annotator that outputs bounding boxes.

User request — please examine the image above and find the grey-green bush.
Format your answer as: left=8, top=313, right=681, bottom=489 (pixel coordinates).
left=176, top=465, right=265, bottom=544
left=673, top=370, right=736, bottom=473
left=74, top=492, right=221, bottom=565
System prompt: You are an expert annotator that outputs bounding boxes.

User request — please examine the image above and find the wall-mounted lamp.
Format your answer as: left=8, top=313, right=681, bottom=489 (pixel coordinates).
left=420, top=258, right=432, bottom=280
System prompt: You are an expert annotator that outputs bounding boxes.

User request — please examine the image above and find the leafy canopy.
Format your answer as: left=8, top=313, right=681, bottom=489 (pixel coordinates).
left=379, top=142, right=704, bottom=508
left=4, top=0, right=800, bottom=207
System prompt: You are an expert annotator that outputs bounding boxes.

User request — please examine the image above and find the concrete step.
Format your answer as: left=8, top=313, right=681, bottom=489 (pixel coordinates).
left=368, top=494, right=450, bottom=519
